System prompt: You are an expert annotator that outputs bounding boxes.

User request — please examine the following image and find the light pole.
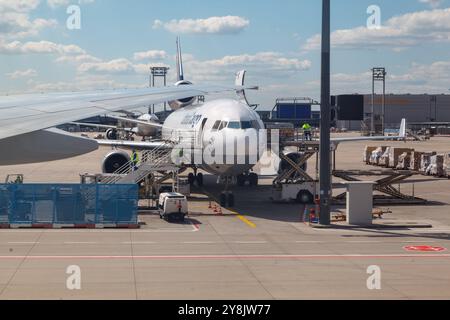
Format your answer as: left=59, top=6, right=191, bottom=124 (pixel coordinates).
left=319, top=0, right=331, bottom=225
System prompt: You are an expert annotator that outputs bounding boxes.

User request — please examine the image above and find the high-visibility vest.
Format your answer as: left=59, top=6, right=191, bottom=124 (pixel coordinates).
left=132, top=152, right=139, bottom=164
left=302, top=124, right=312, bottom=131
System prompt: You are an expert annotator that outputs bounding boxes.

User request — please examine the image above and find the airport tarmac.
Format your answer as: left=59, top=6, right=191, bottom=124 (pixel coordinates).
left=0, top=136, right=449, bottom=300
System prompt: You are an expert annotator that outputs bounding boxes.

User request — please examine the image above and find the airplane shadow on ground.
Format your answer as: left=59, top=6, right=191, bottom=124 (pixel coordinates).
left=193, top=174, right=448, bottom=224
left=196, top=175, right=311, bottom=223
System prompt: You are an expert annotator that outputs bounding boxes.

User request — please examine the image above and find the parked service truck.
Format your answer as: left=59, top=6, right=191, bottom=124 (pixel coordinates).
left=271, top=181, right=318, bottom=204
left=158, top=192, right=188, bottom=222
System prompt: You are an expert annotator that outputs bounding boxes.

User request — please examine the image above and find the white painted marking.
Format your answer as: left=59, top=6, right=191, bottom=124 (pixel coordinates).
left=122, top=241, right=157, bottom=245
left=234, top=241, right=268, bottom=244
left=0, top=254, right=449, bottom=260
left=182, top=241, right=216, bottom=244
left=7, top=242, right=39, bottom=245
left=63, top=242, right=97, bottom=245
left=295, top=241, right=323, bottom=244
left=346, top=241, right=383, bottom=244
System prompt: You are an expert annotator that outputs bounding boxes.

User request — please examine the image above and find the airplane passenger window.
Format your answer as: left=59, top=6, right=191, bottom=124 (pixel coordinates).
left=228, top=122, right=241, bottom=129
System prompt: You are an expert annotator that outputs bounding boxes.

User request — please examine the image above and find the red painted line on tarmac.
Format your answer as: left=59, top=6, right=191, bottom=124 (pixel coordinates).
left=0, top=254, right=449, bottom=260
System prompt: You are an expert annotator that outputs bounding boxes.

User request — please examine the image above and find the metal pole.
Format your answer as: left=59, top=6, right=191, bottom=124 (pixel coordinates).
left=319, top=0, right=331, bottom=225
left=371, top=70, right=375, bottom=134
left=382, top=74, right=385, bottom=134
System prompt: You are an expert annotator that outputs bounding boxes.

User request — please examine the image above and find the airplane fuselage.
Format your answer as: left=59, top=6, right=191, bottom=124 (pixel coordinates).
left=162, top=99, right=265, bottom=176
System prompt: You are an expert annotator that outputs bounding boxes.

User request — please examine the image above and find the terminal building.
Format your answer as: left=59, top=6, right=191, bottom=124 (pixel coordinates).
left=336, top=94, right=450, bottom=132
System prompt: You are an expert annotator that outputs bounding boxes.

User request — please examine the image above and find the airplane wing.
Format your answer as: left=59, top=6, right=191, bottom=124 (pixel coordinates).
left=108, top=115, right=164, bottom=129
left=0, top=84, right=251, bottom=165
left=0, top=84, right=251, bottom=141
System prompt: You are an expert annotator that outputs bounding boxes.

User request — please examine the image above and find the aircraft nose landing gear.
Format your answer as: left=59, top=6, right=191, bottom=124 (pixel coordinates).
left=219, top=176, right=235, bottom=208
left=220, top=191, right=235, bottom=208
left=188, top=170, right=204, bottom=187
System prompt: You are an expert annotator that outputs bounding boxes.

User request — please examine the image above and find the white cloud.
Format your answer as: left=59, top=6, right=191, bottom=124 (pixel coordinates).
left=0, top=0, right=57, bottom=39
left=77, top=57, right=170, bottom=76
left=55, top=53, right=101, bottom=64
left=419, top=0, right=443, bottom=8
left=133, top=50, right=167, bottom=61
left=0, top=0, right=40, bottom=13
left=47, top=0, right=95, bottom=9
left=153, top=16, right=249, bottom=35
left=184, top=52, right=311, bottom=82
left=6, top=68, right=37, bottom=79
left=301, top=61, right=450, bottom=96
left=304, top=8, right=450, bottom=51
left=31, top=75, right=137, bottom=92
left=78, top=58, right=136, bottom=75
left=0, top=40, right=85, bottom=55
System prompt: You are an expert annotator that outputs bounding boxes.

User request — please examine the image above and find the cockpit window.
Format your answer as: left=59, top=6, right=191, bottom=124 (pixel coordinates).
left=228, top=122, right=241, bottom=129
left=227, top=121, right=258, bottom=129
left=218, top=121, right=228, bottom=131
left=241, top=121, right=253, bottom=129
left=212, top=121, right=221, bottom=131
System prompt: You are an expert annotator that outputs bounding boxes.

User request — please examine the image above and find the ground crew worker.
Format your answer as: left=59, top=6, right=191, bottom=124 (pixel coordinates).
left=131, top=149, right=139, bottom=171
left=302, top=123, right=312, bottom=141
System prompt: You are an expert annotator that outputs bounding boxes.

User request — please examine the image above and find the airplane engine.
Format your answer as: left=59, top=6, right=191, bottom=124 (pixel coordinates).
left=102, top=150, right=131, bottom=174
left=106, top=128, right=118, bottom=140
left=168, top=80, right=196, bottom=110
left=278, top=152, right=308, bottom=177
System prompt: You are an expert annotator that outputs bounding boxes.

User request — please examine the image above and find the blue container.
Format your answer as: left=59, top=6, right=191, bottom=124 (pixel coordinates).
left=277, top=104, right=312, bottom=119
left=0, top=184, right=138, bottom=226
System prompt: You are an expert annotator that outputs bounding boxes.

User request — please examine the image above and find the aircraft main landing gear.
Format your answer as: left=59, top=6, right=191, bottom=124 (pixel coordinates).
left=237, top=172, right=259, bottom=187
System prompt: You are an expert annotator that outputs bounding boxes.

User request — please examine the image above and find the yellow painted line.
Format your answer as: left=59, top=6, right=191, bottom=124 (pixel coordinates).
left=229, top=210, right=256, bottom=228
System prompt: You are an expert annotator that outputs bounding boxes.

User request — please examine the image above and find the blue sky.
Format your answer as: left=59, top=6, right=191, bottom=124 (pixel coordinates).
left=1, top=0, right=450, bottom=109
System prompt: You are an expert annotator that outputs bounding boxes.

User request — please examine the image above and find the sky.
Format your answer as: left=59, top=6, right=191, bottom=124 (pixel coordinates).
left=1, top=0, right=450, bottom=110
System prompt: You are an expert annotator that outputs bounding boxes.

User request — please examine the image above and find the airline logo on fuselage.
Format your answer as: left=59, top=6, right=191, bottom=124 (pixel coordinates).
left=181, top=114, right=203, bottom=127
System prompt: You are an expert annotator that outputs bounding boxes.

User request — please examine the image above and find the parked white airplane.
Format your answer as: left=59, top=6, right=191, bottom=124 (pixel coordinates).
left=98, top=38, right=407, bottom=203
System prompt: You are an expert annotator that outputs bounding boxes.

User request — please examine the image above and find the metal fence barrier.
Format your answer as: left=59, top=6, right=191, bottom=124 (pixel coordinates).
left=0, top=184, right=138, bottom=226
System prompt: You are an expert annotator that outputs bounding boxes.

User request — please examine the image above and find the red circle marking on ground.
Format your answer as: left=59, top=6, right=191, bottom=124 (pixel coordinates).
left=404, top=245, right=447, bottom=252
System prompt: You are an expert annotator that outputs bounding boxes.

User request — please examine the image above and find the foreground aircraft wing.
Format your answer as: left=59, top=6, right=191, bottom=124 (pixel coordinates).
left=0, top=84, right=251, bottom=165
left=0, top=84, right=251, bottom=141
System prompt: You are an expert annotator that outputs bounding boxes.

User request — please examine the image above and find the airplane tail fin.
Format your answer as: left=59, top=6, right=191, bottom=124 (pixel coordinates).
left=399, top=118, right=407, bottom=138
left=176, top=36, right=184, bottom=81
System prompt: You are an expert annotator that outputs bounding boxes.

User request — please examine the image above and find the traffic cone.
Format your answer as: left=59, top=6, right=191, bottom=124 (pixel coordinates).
left=310, top=208, right=318, bottom=224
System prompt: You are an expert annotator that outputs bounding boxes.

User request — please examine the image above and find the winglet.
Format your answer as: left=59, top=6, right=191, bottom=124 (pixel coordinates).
left=235, top=70, right=246, bottom=87
left=399, top=118, right=407, bottom=139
